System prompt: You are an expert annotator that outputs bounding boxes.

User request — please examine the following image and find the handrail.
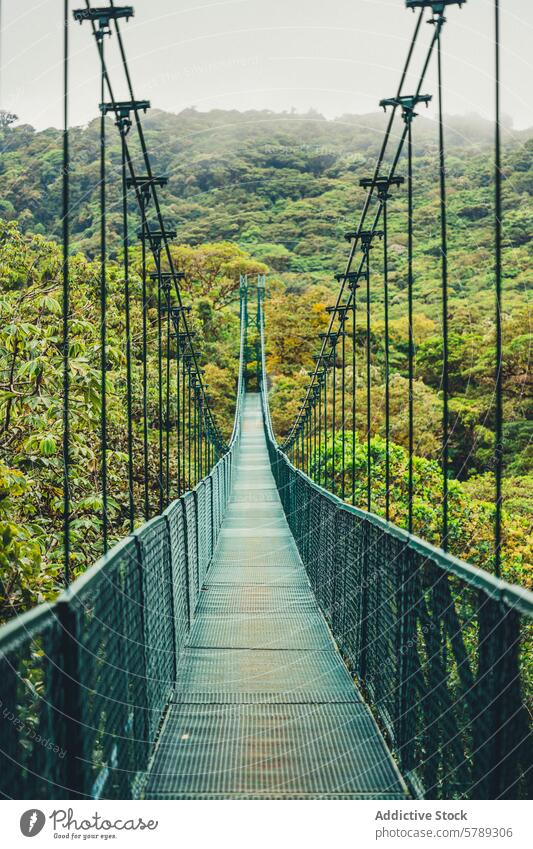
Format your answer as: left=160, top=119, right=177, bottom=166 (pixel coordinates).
left=0, top=295, right=249, bottom=800
left=259, top=299, right=533, bottom=801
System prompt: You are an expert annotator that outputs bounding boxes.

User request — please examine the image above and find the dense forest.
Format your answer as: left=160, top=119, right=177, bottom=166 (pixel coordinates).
left=0, top=108, right=531, bottom=620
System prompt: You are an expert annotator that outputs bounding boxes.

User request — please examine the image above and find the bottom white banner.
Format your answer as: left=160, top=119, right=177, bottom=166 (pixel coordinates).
left=2, top=799, right=531, bottom=849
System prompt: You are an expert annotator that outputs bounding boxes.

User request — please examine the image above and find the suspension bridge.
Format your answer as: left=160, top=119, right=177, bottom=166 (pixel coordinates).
left=0, top=0, right=532, bottom=800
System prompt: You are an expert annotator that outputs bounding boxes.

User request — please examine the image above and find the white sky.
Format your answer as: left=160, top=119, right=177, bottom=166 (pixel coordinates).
left=1, top=0, right=532, bottom=131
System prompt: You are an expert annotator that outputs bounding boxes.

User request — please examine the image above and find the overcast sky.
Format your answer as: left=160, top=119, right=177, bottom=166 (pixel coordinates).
left=1, top=0, right=532, bottom=131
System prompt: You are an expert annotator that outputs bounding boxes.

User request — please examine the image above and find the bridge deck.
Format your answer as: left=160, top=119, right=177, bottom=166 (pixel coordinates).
left=145, top=394, right=408, bottom=799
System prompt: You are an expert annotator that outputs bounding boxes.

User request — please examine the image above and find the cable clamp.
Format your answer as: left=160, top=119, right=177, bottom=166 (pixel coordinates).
left=74, top=6, right=134, bottom=38
left=360, top=175, right=405, bottom=200
left=380, top=94, right=432, bottom=123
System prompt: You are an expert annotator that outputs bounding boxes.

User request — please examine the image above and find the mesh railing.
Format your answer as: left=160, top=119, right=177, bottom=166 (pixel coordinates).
left=0, top=304, right=246, bottom=800
left=259, top=309, right=533, bottom=801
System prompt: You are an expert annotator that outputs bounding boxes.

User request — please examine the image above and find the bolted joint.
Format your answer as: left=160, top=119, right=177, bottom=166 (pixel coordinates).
left=127, top=176, right=168, bottom=208
left=139, top=227, right=177, bottom=252
left=380, top=94, right=432, bottom=123
left=360, top=175, right=405, bottom=201
left=100, top=100, right=150, bottom=136
left=405, top=0, right=465, bottom=19
left=74, top=6, right=134, bottom=39
left=345, top=229, right=384, bottom=251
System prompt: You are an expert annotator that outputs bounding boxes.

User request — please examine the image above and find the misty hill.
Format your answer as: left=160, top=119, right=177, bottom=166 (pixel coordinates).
left=0, top=107, right=531, bottom=318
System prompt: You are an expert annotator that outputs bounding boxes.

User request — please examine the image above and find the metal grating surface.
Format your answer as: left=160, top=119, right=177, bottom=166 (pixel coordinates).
left=224, top=505, right=283, bottom=518
left=146, top=393, right=409, bottom=799
left=145, top=703, right=406, bottom=797
left=205, top=566, right=308, bottom=585
left=171, top=691, right=360, bottom=705
left=188, top=614, right=334, bottom=650
left=196, top=586, right=319, bottom=614
left=222, top=517, right=288, bottom=529
left=230, top=491, right=281, bottom=503
left=213, top=547, right=302, bottom=568
left=174, top=648, right=360, bottom=694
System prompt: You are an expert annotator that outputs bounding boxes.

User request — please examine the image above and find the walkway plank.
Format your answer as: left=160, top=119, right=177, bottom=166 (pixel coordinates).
left=145, top=394, right=408, bottom=799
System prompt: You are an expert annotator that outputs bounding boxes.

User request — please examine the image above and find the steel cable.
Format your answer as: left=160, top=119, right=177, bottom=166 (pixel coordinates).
left=62, top=0, right=71, bottom=582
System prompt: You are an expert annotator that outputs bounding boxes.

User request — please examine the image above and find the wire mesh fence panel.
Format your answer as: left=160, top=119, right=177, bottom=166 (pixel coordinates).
left=164, top=500, right=191, bottom=654
left=133, top=519, right=175, bottom=749
left=0, top=605, right=66, bottom=799
left=212, top=464, right=221, bottom=541
left=60, top=538, right=143, bottom=799
left=265, top=449, right=533, bottom=799
left=196, top=478, right=213, bottom=588
left=183, top=492, right=199, bottom=613
left=0, top=426, right=240, bottom=800
left=0, top=294, right=246, bottom=800
left=259, top=310, right=533, bottom=801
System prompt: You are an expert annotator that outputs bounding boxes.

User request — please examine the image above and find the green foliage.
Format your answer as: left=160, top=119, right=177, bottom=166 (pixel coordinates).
left=0, top=107, right=531, bottom=612
left=318, top=433, right=532, bottom=588
left=0, top=222, right=249, bottom=621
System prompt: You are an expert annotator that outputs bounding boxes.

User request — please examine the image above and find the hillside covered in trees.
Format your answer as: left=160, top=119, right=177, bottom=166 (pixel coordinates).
left=0, top=108, right=531, bottom=618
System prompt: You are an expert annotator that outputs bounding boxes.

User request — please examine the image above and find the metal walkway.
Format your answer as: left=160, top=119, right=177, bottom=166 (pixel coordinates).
left=145, top=394, right=408, bottom=799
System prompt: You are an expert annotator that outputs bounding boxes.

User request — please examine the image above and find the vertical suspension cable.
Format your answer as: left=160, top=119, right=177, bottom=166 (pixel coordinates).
left=62, top=0, right=70, bottom=583
left=199, top=392, right=203, bottom=478
left=198, top=394, right=203, bottom=480
left=437, top=23, right=449, bottom=550
left=165, top=284, right=171, bottom=507
left=324, top=366, right=328, bottom=486
left=300, top=416, right=304, bottom=472
left=183, top=350, right=188, bottom=489
left=407, top=117, right=414, bottom=535
left=141, top=196, right=150, bottom=519
left=304, top=411, right=308, bottom=475
left=121, top=126, right=134, bottom=531
left=309, top=397, right=316, bottom=479
left=308, top=408, right=312, bottom=476
left=204, top=406, right=208, bottom=475
left=193, top=382, right=198, bottom=485
left=365, top=248, right=371, bottom=512
left=351, top=295, right=356, bottom=505
left=341, top=312, right=346, bottom=500
left=317, top=378, right=322, bottom=486
left=305, top=412, right=308, bottom=475
left=156, top=262, right=164, bottom=513
left=311, top=398, right=315, bottom=480
left=176, top=318, right=181, bottom=496
left=383, top=195, right=391, bottom=522
left=96, top=29, right=108, bottom=552
left=494, top=0, right=503, bottom=577
left=331, top=343, right=337, bottom=493
left=187, top=365, right=192, bottom=486
left=307, top=409, right=311, bottom=476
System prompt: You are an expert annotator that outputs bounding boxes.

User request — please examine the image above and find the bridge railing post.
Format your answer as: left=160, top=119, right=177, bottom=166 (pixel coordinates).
left=56, top=599, right=85, bottom=798
left=395, top=546, right=418, bottom=777
left=474, top=599, right=528, bottom=799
